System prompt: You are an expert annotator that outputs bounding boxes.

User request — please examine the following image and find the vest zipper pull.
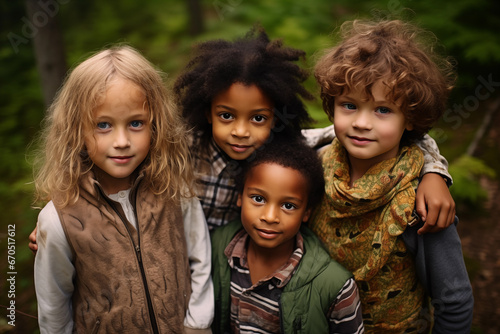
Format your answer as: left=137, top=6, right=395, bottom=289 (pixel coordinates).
left=135, top=245, right=141, bottom=262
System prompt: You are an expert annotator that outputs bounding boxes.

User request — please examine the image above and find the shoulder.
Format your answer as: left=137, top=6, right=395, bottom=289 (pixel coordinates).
left=38, top=201, right=62, bottom=232
left=211, top=220, right=243, bottom=245
left=36, top=201, right=72, bottom=259
left=299, top=225, right=353, bottom=283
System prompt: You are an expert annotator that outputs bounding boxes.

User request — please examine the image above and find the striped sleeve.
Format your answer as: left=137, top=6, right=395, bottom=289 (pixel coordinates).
left=328, top=278, right=364, bottom=334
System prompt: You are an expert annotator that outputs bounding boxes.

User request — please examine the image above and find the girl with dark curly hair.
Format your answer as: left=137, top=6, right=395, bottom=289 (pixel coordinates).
left=174, top=26, right=317, bottom=230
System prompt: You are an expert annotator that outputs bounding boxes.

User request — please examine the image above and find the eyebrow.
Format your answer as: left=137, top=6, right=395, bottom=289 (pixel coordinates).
left=246, top=187, right=304, bottom=204
left=214, top=104, right=274, bottom=113
left=339, top=96, right=398, bottom=107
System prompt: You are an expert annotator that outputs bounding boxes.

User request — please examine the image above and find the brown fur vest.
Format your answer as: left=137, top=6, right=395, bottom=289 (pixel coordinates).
left=56, top=173, right=191, bottom=333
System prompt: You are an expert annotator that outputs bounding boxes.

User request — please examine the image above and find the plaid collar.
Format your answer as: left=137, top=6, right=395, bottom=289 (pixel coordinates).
left=225, top=229, right=304, bottom=288
left=207, top=139, right=231, bottom=176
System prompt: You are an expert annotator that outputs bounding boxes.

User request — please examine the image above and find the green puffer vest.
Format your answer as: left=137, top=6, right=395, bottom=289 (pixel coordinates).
left=211, top=220, right=353, bottom=333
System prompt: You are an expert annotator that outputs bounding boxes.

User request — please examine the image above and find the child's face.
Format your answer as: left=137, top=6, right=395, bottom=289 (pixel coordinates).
left=208, top=83, right=274, bottom=160
left=84, top=77, right=151, bottom=194
left=333, top=80, right=412, bottom=168
left=237, top=163, right=311, bottom=253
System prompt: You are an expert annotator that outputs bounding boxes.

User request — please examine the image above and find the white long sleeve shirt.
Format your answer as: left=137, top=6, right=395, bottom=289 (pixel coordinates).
left=34, top=190, right=214, bottom=333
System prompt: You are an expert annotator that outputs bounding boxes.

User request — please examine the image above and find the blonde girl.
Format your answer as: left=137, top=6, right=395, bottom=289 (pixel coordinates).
left=33, top=45, right=213, bottom=334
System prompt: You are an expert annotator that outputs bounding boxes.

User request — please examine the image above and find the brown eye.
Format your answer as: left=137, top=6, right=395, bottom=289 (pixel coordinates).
left=252, top=115, right=266, bottom=123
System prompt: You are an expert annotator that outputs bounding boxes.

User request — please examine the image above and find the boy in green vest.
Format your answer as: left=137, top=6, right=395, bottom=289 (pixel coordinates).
left=211, top=137, right=364, bottom=333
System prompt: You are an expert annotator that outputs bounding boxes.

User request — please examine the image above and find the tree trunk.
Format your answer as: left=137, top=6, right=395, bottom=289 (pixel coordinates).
left=25, top=0, right=67, bottom=109
left=467, top=97, right=500, bottom=156
left=186, top=0, right=204, bottom=36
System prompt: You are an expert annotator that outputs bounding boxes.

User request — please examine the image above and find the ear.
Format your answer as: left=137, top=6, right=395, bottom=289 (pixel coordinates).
left=405, top=121, right=414, bottom=131
left=302, top=208, right=311, bottom=223
left=237, top=194, right=242, bottom=207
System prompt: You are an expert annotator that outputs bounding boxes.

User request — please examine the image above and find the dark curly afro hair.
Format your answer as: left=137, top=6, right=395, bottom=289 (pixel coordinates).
left=174, top=26, right=315, bottom=146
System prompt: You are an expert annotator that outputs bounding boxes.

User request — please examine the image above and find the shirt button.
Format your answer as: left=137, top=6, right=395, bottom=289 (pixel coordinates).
left=118, top=191, right=127, bottom=198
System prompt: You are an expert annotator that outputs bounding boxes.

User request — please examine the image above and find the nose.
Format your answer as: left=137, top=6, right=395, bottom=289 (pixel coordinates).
left=231, top=119, right=250, bottom=138
left=261, top=204, right=279, bottom=224
left=113, top=128, right=131, bottom=148
left=352, top=111, right=372, bottom=130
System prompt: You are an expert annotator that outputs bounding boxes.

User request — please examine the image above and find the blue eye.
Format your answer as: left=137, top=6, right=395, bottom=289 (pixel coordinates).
left=342, top=103, right=356, bottom=110
left=97, top=122, right=110, bottom=130
left=130, top=120, right=143, bottom=128
left=376, top=107, right=391, bottom=114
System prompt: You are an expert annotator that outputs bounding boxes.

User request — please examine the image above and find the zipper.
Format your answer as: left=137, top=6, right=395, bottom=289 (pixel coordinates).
left=102, top=191, right=160, bottom=334
left=91, top=317, right=101, bottom=334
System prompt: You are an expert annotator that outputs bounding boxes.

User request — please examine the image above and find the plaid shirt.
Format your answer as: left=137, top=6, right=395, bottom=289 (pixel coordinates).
left=193, top=139, right=242, bottom=230
left=225, top=230, right=363, bottom=333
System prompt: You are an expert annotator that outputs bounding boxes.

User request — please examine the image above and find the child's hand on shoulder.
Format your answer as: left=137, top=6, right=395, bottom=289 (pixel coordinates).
left=29, top=226, right=38, bottom=254
left=416, top=173, right=456, bottom=234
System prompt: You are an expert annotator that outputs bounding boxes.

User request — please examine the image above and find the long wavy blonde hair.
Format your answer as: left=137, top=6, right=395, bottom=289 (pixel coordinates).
left=34, top=45, right=194, bottom=207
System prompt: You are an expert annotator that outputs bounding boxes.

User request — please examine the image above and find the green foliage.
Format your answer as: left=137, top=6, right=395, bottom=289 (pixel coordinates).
left=2, top=0, right=499, bottom=332
left=449, top=155, right=496, bottom=211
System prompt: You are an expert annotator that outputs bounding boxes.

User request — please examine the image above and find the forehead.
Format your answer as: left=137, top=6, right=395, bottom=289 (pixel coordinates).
left=94, top=77, right=146, bottom=108
left=245, top=163, right=308, bottom=195
left=212, top=82, right=273, bottom=110
left=342, top=79, right=400, bottom=104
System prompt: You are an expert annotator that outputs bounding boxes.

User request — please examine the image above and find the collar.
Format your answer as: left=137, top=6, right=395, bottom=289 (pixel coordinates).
left=199, top=139, right=243, bottom=177
left=79, top=168, right=145, bottom=203
left=224, top=229, right=304, bottom=288
left=208, top=139, right=231, bottom=176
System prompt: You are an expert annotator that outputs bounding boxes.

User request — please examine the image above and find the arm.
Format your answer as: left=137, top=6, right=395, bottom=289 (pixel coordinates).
left=402, top=219, right=474, bottom=333
left=34, top=202, right=75, bottom=334
left=415, top=134, right=455, bottom=233
left=301, top=124, right=335, bottom=149
left=181, top=196, right=214, bottom=333
left=328, top=278, right=364, bottom=334
left=416, top=134, right=452, bottom=184
left=29, top=227, right=37, bottom=254
left=302, top=126, right=456, bottom=233
left=301, top=126, right=452, bottom=182
left=416, top=173, right=456, bottom=234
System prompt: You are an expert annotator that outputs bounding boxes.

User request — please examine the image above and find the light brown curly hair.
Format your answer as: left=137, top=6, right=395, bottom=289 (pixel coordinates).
left=314, top=20, right=456, bottom=142
left=33, top=45, right=194, bottom=207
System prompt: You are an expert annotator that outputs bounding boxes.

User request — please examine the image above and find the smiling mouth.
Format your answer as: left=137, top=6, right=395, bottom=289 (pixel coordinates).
left=256, top=228, right=281, bottom=239
left=348, top=136, right=373, bottom=144
left=230, top=144, right=251, bottom=153
left=110, top=156, right=133, bottom=164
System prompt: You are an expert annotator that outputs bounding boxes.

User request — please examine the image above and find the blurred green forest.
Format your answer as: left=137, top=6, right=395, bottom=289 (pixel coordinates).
left=1, top=0, right=499, bottom=333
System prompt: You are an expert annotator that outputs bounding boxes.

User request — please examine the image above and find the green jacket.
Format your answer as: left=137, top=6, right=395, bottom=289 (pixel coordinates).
left=211, top=220, right=353, bottom=333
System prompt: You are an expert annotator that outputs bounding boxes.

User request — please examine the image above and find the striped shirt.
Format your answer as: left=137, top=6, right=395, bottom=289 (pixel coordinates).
left=225, top=230, right=364, bottom=333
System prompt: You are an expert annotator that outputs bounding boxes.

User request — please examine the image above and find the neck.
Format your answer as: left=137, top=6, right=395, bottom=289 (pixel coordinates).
left=246, top=238, right=295, bottom=284
left=92, top=167, right=134, bottom=195
left=347, top=156, right=373, bottom=186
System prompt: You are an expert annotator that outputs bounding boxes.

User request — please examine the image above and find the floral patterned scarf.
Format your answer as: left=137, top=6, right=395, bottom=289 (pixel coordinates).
left=309, top=138, right=428, bottom=333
